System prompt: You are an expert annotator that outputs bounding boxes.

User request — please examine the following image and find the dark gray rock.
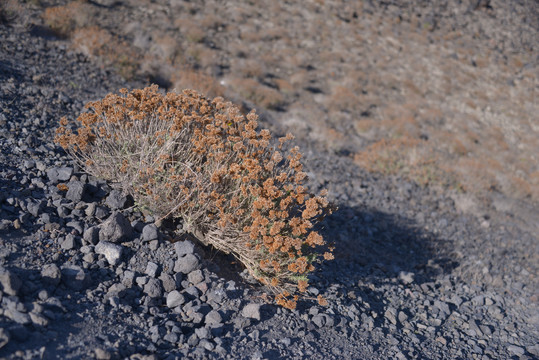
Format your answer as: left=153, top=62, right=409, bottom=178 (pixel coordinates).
left=0, top=267, right=22, bottom=296
left=122, top=270, right=135, bottom=288
left=95, top=241, right=124, bottom=266
left=159, top=273, right=176, bottom=293
left=144, top=278, right=163, bottom=298
left=174, top=253, right=199, bottom=274
left=99, top=212, right=133, bottom=243
left=174, top=240, right=195, bottom=257
left=46, top=167, right=73, bottom=183
left=0, top=328, right=9, bottom=349
left=187, top=269, right=204, bottom=285
left=105, top=190, right=132, bottom=210
left=166, top=290, right=186, bottom=308
left=184, top=285, right=200, bottom=299
left=205, top=310, right=222, bottom=326
left=242, top=303, right=261, bottom=321
left=163, top=332, right=178, bottom=344
left=507, top=344, right=525, bottom=356
left=61, top=234, right=79, bottom=250
left=66, top=220, right=84, bottom=235
left=145, top=261, right=159, bottom=278
left=65, top=181, right=88, bottom=203
left=61, top=265, right=89, bottom=291
left=141, top=224, right=159, bottom=242
left=41, top=264, right=62, bottom=287
left=83, top=226, right=100, bottom=245
left=26, top=199, right=45, bottom=217
left=94, top=206, right=110, bottom=220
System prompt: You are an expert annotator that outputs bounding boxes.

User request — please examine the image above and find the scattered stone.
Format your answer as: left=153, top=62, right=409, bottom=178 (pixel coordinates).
left=507, top=344, right=525, bottom=356
left=159, top=273, right=176, bottom=293
left=99, top=212, right=133, bottom=243
left=141, top=224, right=159, bottom=242
left=0, top=267, right=22, bottom=296
left=29, top=312, right=49, bottom=327
left=95, top=241, right=124, bottom=266
left=188, top=269, right=204, bottom=285
left=0, top=328, right=9, bottom=349
left=398, top=271, right=415, bottom=284
left=95, top=348, right=112, bottom=360
left=65, top=181, right=88, bottom=202
left=61, top=265, right=89, bottom=291
left=26, top=199, right=45, bottom=217
left=384, top=307, right=397, bottom=325
left=174, top=240, right=195, bottom=257
left=144, top=278, right=164, bottom=298
left=312, top=314, right=326, bottom=328
left=145, top=261, right=159, bottom=278
left=174, top=254, right=199, bottom=274
left=105, top=190, right=132, bottom=210
left=83, top=226, right=100, bottom=245
left=5, top=308, right=31, bottom=325
left=195, top=327, right=210, bottom=340
left=46, top=167, right=73, bottom=183
left=205, top=310, right=222, bottom=326
left=61, top=234, right=79, bottom=250
left=122, top=271, right=135, bottom=288
left=166, top=290, right=185, bottom=308
left=41, top=264, right=62, bottom=287
left=242, top=303, right=261, bottom=321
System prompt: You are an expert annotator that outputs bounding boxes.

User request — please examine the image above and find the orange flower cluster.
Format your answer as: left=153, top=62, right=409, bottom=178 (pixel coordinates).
left=55, top=85, right=333, bottom=309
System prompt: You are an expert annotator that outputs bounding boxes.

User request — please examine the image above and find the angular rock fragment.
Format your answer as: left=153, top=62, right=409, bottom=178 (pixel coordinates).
left=105, top=189, right=132, bottom=210
left=65, top=181, right=88, bottom=202
left=0, top=267, right=22, bottom=296
left=99, top=212, right=133, bottom=243
left=174, top=240, right=195, bottom=257
left=141, top=224, right=160, bottom=242
left=61, top=265, right=89, bottom=291
left=83, top=226, right=100, bottom=245
left=242, top=303, right=261, bottom=321
left=95, top=241, right=124, bottom=266
left=41, top=264, right=62, bottom=287
left=46, top=166, right=73, bottom=183
left=166, top=290, right=186, bottom=308
left=174, top=253, right=199, bottom=274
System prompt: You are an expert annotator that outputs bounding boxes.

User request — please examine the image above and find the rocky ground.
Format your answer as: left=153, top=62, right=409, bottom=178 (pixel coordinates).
left=1, top=1, right=538, bottom=359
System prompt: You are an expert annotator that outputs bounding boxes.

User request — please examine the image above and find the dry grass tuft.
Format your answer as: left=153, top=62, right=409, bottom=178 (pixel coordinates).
left=71, top=27, right=139, bottom=80
left=56, top=85, right=334, bottom=309
left=41, top=1, right=91, bottom=37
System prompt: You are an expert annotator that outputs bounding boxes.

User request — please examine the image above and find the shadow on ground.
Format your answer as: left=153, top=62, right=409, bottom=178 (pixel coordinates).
left=313, top=204, right=458, bottom=307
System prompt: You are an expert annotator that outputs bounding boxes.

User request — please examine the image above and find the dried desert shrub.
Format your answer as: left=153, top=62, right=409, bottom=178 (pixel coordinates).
left=172, top=69, right=225, bottom=99
left=229, top=78, right=285, bottom=110
left=56, top=85, right=333, bottom=309
left=71, top=27, right=139, bottom=80
left=42, top=1, right=91, bottom=37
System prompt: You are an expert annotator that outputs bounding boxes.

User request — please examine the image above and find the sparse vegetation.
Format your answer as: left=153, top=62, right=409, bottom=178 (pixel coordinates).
left=56, top=85, right=334, bottom=309
left=36, top=0, right=537, bottom=207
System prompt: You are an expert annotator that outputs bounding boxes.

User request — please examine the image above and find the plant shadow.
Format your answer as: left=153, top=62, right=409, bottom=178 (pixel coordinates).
left=309, top=203, right=458, bottom=308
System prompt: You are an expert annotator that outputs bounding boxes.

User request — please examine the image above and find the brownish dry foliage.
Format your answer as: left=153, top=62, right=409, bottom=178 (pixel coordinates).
left=71, top=27, right=139, bottom=79
left=56, top=85, right=333, bottom=309
left=41, top=1, right=90, bottom=37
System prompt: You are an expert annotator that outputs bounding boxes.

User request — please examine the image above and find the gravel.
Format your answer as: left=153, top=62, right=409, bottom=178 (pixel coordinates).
left=0, top=6, right=538, bottom=360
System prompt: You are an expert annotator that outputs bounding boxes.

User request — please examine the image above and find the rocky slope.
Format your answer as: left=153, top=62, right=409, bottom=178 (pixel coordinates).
left=0, top=1, right=538, bottom=359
